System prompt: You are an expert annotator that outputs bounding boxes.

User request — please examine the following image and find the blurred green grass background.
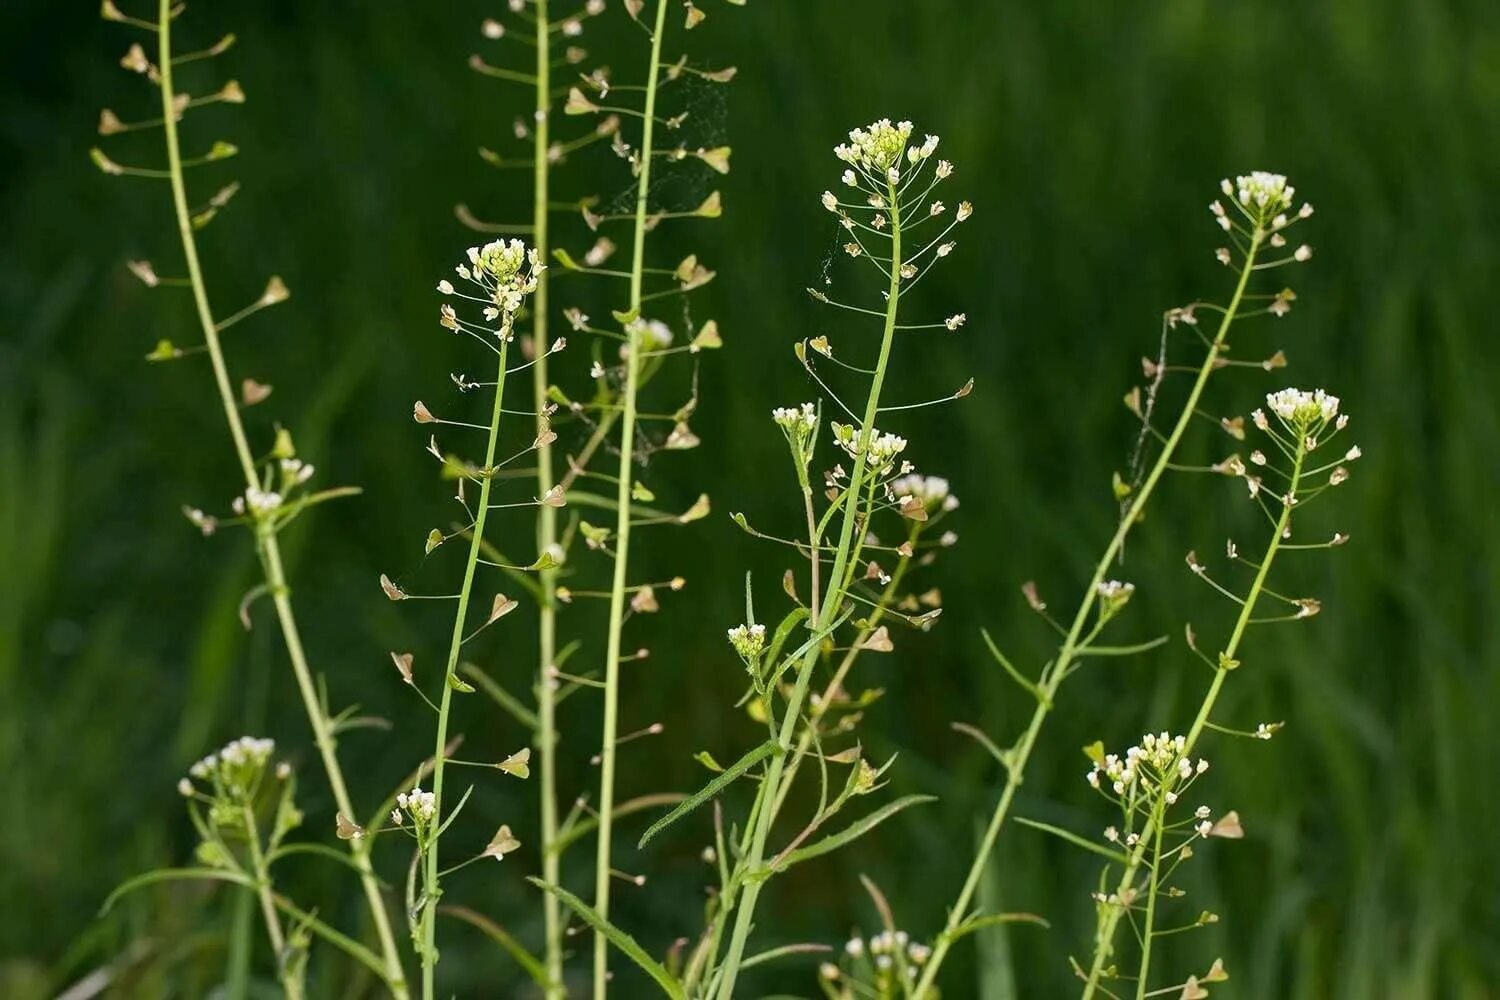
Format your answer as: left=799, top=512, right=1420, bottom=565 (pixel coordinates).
left=3, top=0, right=1498, bottom=996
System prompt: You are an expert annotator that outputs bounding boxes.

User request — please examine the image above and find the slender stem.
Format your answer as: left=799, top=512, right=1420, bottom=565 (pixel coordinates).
left=1133, top=800, right=1167, bottom=1000
left=529, top=3, right=564, bottom=995
left=714, top=180, right=906, bottom=1000
left=912, top=230, right=1265, bottom=999
left=421, top=337, right=513, bottom=999
left=592, top=4, right=669, bottom=994
left=154, top=6, right=407, bottom=993
left=1078, top=436, right=1306, bottom=999
left=243, top=805, right=303, bottom=1000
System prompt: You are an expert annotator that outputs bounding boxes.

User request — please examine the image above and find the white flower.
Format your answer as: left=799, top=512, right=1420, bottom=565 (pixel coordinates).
left=772, top=402, right=817, bottom=435
left=929, top=200, right=945, bottom=216
left=956, top=201, right=973, bottom=222
left=1294, top=244, right=1313, bottom=262
left=821, top=190, right=838, bottom=212
left=244, top=487, right=283, bottom=515
left=945, top=313, right=967, bottom=331
left=935, top=242, right=955, bottom=257
left=890, top=474, right=952, bottom=511
left=1266, top=388, right=1340, bottom=426
left=935, top=159, right=952, bottom=179
left=842, top=169, right=857, bottom=187
left=845, top=937, right=865, bottom=957
left=397, top=786, right=437, bottom=824
left=1233, top=171, right=1295, bottom=212
left=1196, top=820, right=1212, bottom=836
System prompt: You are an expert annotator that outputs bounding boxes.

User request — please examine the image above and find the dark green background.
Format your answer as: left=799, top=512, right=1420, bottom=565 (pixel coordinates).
left=3, top=1, right=1497, bottom=997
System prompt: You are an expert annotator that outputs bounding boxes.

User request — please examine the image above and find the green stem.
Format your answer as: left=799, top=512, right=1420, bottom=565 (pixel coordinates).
left=529, top=2, right=563, bottom=995
left=243, top=805, right=303, bottom=1000
left=1133, top=800, right=1167, bottom=1000
left=421, top=336, right=513, bottom=999
left=1078, top=436, right=1306, bottom=999
left=592, top=3, right=669, bottom=995
left=154, top=5, right=407, bottom=993
left=713, top=180, right=906, bottom=1000
left=912, top=230, right=1265, bottom=999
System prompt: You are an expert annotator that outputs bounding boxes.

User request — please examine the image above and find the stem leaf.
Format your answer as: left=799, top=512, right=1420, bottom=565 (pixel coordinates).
left=638, top=740, right=778, bottom=847
left=778, top=794, right=937, bottom=869
left=527, top=879, right=685, bottom=999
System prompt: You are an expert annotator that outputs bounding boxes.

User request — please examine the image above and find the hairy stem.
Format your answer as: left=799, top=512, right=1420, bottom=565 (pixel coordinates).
left=592, top=2, right=669, bottom=994
left=421, top=337, right=512, bottom=999
left=912, top=231, right=1265, bottom=999
left=713, top=180, right=906, bottom=1000
left=1078, top=436, right=1306, bottom=999
left=529, top=2, right=564, bottom=994
left=155, top=5, right=406, bottom=992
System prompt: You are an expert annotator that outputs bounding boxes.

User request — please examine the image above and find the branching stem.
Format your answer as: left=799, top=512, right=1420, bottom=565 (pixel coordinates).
left=155, top=4, right=407, bottom=992
left=912, top=230, right=1266, bottom=999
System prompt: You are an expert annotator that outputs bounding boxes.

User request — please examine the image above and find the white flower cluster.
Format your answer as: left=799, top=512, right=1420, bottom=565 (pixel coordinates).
left=279, top=457, right=315, bottom=488
left=727, top=623, right=766, bottom=661
left=835, top=118, right=918, bottom=174
left=232, top=486, right=284, bottom=518
left=1224, top=172, right=1295, bottom=212
left=1095, top=579, right=1136, bottom=616
left=831, top=422, right=908, bottom=473
left=448, top=238, right=544, bottom=321
left=772, top=402, right=817, bottom=435
left=1087, top=731, right=1208, bottom=796
left=846, top=929, right=924, bottom=971
left=184, top=736, right=275, bottom=798
left=1265, top=388, right=1340, bottom=426
left=889, top=473, right=958, bottom=513
left=396, top=785, right=437, bottom=825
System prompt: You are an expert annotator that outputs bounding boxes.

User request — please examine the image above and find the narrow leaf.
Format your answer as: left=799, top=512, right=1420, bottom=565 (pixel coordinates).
left=440, top=904, right=551, bottom=990
left=528, top=879, right=685, bottom=999
left=101, top=867, right=254, bottom=914
left=639, top=740, right=778, bottom=847
left=1015, top=817, right=1129, bottom=864
left=779, top=794, right=937, bottom=869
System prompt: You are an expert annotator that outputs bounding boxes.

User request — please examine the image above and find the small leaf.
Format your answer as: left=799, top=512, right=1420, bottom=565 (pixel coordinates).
left=448, top=672, right=476, bottom=694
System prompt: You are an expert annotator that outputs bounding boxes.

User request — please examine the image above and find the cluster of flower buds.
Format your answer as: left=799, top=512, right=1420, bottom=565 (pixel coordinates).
left=393, top=785, right=438, bottom=829
left=821, top=928, right=932, bottom=992
left=439, top=238, right=544, bottom=340
left=180, top=735, right=278, bottom=803
left=1087, top=731, right=1208, bottom=798
left=1242, top=387, right=1360, bottom=506
left=1210, top=171, right=1314, bottom=269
